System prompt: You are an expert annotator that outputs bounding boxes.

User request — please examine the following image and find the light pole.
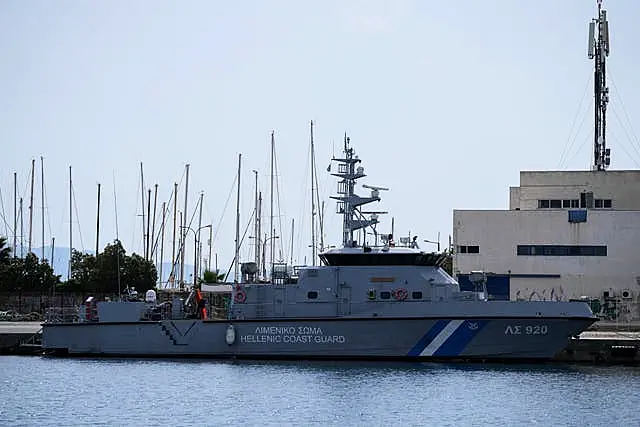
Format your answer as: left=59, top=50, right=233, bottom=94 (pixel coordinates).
left=180, top=224, right=212, bottom=287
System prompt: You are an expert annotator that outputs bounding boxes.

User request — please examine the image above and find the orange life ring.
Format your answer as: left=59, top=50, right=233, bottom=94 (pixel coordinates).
left=234, top=289, right=247, bottom=304
left=393, top=288, right=408, bottom=301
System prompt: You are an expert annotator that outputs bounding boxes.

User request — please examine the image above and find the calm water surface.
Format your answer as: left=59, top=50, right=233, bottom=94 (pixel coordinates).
left=1, top=356, right=639, bottom=426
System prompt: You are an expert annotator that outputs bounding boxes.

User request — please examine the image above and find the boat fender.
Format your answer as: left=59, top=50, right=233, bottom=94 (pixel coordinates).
left=234, top=290, right=247, bottom=304
left=393, top=288, right=408, bottom=301
left=225, top=324, right=236, bottom=345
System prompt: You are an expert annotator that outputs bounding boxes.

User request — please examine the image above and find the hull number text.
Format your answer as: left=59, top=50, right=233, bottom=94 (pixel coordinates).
left=505, top=325, right=548, bottom=335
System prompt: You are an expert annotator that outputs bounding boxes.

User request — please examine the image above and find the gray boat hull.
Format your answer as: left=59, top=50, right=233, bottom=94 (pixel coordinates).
left=42, top=316, right=595, bottom=360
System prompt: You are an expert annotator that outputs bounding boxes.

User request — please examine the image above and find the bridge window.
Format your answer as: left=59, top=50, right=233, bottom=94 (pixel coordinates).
left=307, top=291, right=318, bottom=299
left=412, top=291, right=423, bottom=300
left=380, top=291, right=391, bottom=299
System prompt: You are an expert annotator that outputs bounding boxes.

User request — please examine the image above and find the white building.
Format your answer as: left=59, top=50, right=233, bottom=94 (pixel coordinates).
left=453, top=170, right=640, bottom=313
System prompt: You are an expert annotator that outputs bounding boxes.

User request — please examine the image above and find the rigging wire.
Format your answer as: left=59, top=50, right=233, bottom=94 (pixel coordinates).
left=558, top=75, right=593, bottom=168
left=0, top=183, right=10, bottom=237
left=608, top=70, right=640, bottom=152
left=608, top=128, right=640, bottom=169
left=71, top=181, right=85, bottom=252
left=610, top=105, right=640, bottom=163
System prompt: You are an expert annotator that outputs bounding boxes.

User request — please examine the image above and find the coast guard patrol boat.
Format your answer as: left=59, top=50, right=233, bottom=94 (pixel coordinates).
left=42, top=137, right=596, bottom=360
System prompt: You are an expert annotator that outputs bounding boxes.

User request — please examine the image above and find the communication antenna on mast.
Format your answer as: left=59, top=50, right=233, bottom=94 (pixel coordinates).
left=588, top=0, right=611, bottom=171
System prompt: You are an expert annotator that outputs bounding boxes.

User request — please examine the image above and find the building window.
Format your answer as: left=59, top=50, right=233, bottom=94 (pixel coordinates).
left=550, top=199, right=562, bottom=208
left=594, top=199, right=612, bottom=209
left=458, top=245, right=479, bottom=254
left=412, top=291, right=423, bottom=300
left=571, top=199, right=580, bottom=208
left=538, top=200, right=550, bottom=209
left=380, top=291, right=391, bottom=300
left=517, top=245, right=607, bottom=256
left=562, top=199, right=572, bottom=208
left=307, top=291, right=318, bottom=299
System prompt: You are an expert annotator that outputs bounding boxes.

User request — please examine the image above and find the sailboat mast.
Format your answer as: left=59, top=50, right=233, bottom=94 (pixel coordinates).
left=310, top=120, right=316, bottom=265
left=290, top=218, right=294, bottom=266
left=40, top=157, right=45, bottom=261
left=159, top=201, right=166, bottom=288
left=13, top=172, right=17, bottom=256
left=146, top=189, right=151, bottom=260
left=269, top=131, right=275, bottom=279
left=172, top=182, right=177, bottom=282
left=19, top=198, right=23, bottom=257
left=589, top=0, right=611, bottom=171
left=68, top=166, right=72, bottom=281
left=234, top=154, right=242, bottom=283
left=151, top=184, right=158, bottom=259
left=140, top=162, right=146, bottom=256
left=195, top=191, right=203, bottom=285
left=253, top=170, right=259, bottom=266
left=28, top=158, right=34, bottom=254
left=180, top=164, right=190, bottom=287
left=96, top=183, right=101, bottom=256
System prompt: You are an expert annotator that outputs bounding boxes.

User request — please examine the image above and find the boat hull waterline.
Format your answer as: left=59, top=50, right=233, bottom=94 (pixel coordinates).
left=43, top=316, right=595, bottom=360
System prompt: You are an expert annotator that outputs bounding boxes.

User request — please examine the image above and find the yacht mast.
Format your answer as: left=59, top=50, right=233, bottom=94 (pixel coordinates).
left=234, top=154, right=242, bottom=283
left=180, top=164, right=190, bottom=287
left=310, top=120, right=317, bottom=265
left=588, top=0, right=611, bottom=171
left=28, top=158, right=34, bottom=254
left=95, top=183, right=101, bottom=256
left=269, top=131, right=275, bottom=278
left=41, top=157, right=45, bottom=261
left=68, top=166, right=72, bottom=281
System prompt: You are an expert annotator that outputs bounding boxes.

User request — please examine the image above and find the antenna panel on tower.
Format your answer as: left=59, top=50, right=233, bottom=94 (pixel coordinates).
left=603, top=20, right=610, bottom=55
left=588, top=22, right=595, bottom=58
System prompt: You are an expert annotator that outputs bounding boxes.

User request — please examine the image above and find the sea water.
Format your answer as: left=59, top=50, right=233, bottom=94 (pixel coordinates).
left=1, top=356, right=639, bottom=426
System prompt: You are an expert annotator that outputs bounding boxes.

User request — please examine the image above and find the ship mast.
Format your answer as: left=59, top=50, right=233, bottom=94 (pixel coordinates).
left=588, top=0, right=611, bottom=171
left=330, top=135, right=381, bottom=248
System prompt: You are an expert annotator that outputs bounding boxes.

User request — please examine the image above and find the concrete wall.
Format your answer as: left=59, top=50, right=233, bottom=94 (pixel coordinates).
left=453, top=209, right=640, bottom=301
left=511, top=170, right=640, bottom=211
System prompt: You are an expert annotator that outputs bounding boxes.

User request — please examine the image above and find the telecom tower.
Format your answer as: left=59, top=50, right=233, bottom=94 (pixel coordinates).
left=588, top=0, right=611, bottom=171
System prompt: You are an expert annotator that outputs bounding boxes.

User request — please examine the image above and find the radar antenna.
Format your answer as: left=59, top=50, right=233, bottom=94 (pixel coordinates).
left=588, top=0, right=611, bottom=171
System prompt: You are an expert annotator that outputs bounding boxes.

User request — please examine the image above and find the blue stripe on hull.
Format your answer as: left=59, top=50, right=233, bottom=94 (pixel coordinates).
left=407, top=320, right=449, bottom=356
left=432, top=320, right=489, bottom=357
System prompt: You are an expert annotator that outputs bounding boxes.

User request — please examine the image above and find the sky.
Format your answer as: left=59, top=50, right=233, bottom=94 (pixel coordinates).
left=2, top=0, right=640, bottom=279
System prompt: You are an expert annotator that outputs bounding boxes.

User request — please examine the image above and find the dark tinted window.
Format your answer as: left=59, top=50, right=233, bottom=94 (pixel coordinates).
left=412, top=291, right=423, bottom=300
left=467, top=246, right=480, bottom=254
left=307, top=291, right=318, bottom=299
left=380, top=291, right=391, bottom=299
left=550, top=199, right=562, bottom=208
left=517, top=245, right=607, bottom=257
left=538, top=200, right=550, bottom=208
left=603, top=199, right=612, bottom=208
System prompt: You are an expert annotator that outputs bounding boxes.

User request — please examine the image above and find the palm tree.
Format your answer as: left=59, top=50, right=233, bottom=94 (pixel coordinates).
left=0, top=237, right=12, bottom=265
left=202, top=269, right=225, bottom=284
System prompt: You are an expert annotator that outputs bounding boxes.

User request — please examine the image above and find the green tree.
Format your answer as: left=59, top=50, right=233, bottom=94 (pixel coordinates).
left=64, top=240, right=157, bottom=294
left=202, top=269, right=225, bottom=284
left=0, top=236, right=11, bottom=265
